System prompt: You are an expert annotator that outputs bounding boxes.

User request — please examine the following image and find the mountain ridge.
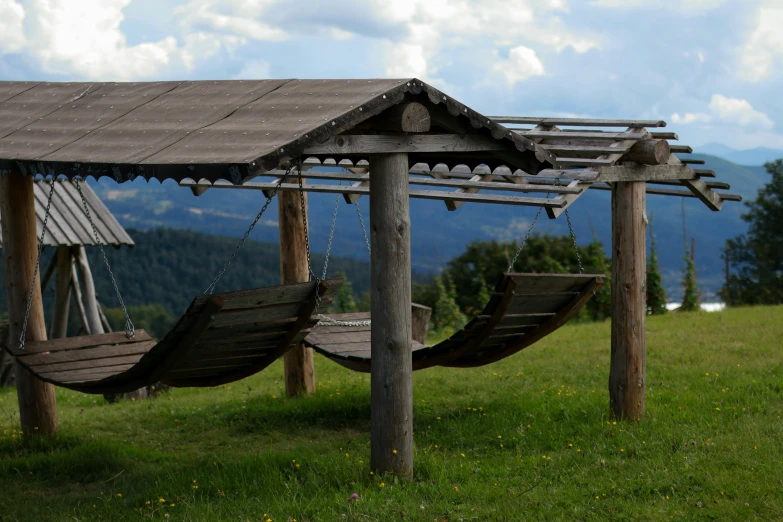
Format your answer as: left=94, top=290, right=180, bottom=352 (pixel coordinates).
left=87, top=153, right=773, bottom=300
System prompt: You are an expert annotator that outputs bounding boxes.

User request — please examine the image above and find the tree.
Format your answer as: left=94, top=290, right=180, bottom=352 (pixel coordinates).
left=441, top=234, right=611, bottom=321
left=334, top=272, right=358, bottom=313
left=433, top=274, right=466, bottom=333
left=723, top=159, right=783, bottom=305
left=646, top=217, right=667, bottom=315
left=680, top=241, right=700, bottom=312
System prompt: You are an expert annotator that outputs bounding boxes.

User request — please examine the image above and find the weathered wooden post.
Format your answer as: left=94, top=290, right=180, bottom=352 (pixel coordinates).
left=369, top=152, right=413, bottom=478
left=609, top=181, right=647, bottom=420
left=279, top=187, right=316, bottom=397
left=49, top=246, right=73, bottom=339
left=0, top=171, right=58, bottom=435
left=73, top=246, right=104, bottom=335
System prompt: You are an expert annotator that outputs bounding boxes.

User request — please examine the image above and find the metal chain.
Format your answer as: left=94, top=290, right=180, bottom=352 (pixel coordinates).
left=565, top=208, right=584, bottom=274
left=18, top=177, right=57, bottom=351
left=74, top=178, right=136, bottom=338
left=314, top=313, right=371, bottom=327
left=507, top=206, right=544, bottom=272
left=321, top=183, right=342, bottom=281
left=205, top=166, right=294, bottom=295
left=355, top=201, right=371, bottom=256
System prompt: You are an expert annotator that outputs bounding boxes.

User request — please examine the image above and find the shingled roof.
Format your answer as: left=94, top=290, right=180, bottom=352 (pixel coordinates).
left=0, top=178, right=133, bottom=248
left=0, top=79, right=548, bottom=184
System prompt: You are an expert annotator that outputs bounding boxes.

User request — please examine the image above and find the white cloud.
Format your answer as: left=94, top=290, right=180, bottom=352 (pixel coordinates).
left=493, top=45, right=545, bottom=85
left=709, top=94, right=773, bottom=127
left=591, top=0, right=728, bottom=12
left=740, top=3, right=783, bottom=82
left=0, top=0, right=27, bottom=53
left=234, top=58, right=271, bottom=79
left=173, top=0, right=286, bottom=41
left=0, top=0, right=239, bottom=80
left=173, top=0, right=598, bottom=83
left=672, top=94, right=773, bottom=129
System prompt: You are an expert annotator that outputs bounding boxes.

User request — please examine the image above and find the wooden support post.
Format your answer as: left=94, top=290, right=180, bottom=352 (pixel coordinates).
left=73, top=246, right=103, bottom=335
left=411, top=304, right=432, bottom=344
left=370, top=152, right=413, bottom=478
left=0, top=171, right=58, bottom=436
left=609, top=181, right=647, bottom=420
left=279, top=188, right=315, bottom=397
left=49, top=246, right=73, bottom=339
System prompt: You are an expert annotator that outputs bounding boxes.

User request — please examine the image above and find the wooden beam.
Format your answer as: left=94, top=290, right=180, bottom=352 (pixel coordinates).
left=515, top=130, right=647, bottom=141
left=411, top=304, right=431, bottom=344
left=540, top=144, right=638, bottom=155
left=445, top=173, right=493, bottom=211
left=262, top=170, right=580, bottom=194
left=623, top=139, right=671, bottom=165
left=70, top=264, right=90, bottom=334
left=73, top=245, right=104, bottom=335
left=303, top=134, right=508, bottom=155
left=0, top=170, right=58, bottom=436
left=279, top=186, right=316, bottom=397
left=181, top=181, right=566, bottom=208
left=370, top=152, right=413, bottom=479
left=489, top=116, right=666, bottom=127
left=555, top=158, right=615, bottom=168
left=359, top=102, right=431, bottom=133
left=49, top=246, right=73, bottom=339
left=669, top=156, right=723, bottom=211
left=670, top=145, right=693, bottom=154
left=649, top=131, right=678, bottom=140
left=610, top=181, right=646, bottom=421
left=596, top=164, right=696, bottom=183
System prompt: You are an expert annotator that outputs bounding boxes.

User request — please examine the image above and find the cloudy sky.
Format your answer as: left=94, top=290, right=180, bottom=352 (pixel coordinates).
left=0, top=0, right=781, bottom=150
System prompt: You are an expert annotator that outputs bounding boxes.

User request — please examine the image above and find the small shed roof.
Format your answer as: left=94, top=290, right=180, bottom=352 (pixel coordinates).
left=0, top=179, right=134, bottom=248
left=0, top=79, right=544, bottom=184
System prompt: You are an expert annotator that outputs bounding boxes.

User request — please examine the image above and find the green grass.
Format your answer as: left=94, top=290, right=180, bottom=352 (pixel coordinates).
left=1, top=306, right=782, bottom=521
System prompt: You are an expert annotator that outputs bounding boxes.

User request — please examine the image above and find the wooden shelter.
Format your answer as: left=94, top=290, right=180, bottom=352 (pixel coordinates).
left=0, top=79, right=740, bottom=479
left=0, top=179, right=133, bottom=385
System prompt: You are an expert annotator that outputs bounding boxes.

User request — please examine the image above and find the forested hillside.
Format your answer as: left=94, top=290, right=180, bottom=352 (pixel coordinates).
left=0, top=228, right=423, bottom=325
left=87, top=155, right=771, bottom=300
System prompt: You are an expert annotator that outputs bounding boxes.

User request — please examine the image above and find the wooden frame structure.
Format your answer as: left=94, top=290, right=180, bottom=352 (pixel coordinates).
left=0, top=79, right=739, bottom=480
left=0, top=179, right=134, bottom=387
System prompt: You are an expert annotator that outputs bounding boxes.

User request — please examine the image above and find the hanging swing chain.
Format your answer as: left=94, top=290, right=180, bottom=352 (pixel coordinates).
left=565, top=208, right=584, bottom=274
left=74, top=178, right=135, bottom=339
left=18, top=177, right=57, bottom=351
left=355, top=201, right=371, bottom=256
left=301, top=167, right=371, bottom=328
left=507, top=206, right=544, bottom=273
left=321, top=184, right=342, bottom=281
left=205, top=165, right=294, bottom=295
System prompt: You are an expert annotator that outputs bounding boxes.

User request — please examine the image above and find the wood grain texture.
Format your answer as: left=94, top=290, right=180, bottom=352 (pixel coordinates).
left=73, top=246, right=104, bottom=335
left=411, top=304, right=431, bottom=344
left=623, top=139, right=670, bottom=166
left=369, top=152, right=413, bottom=478
left=49, top=246, right=72, bottom=339
left=488, top=116, right=666, bottom=127
left=303, top=134, right=507, bottom=155
left=609, top=182, right=647, bottom=420
left=0, top=170, right=58, bottom=436
left=279, top=188, right=316, bottom=397
left=596, top=164, right=696, bottom=183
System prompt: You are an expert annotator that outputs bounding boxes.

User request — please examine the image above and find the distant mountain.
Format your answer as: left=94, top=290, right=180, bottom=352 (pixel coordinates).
left=87, top=154, right=768, bottom=301
left=696, top=143, right=783, bottom=166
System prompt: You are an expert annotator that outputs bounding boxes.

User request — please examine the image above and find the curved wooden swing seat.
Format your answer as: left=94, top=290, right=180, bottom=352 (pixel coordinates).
left=306, top=273, right=604, bottom=372
left=3, top=280, right=340, bottom=394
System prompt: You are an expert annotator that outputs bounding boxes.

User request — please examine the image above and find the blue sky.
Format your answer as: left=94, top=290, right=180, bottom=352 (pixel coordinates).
left=1, top=0, right=781, bottom=150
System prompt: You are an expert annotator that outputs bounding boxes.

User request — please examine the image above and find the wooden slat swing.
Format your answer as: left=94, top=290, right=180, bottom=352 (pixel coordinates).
left=305, top=196, right=605, bottom=371
left=3, top=173, right=342, bottom=393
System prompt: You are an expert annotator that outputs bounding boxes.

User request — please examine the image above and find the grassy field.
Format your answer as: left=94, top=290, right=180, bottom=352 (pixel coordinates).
left=1, top=306, right=782, bottom=521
